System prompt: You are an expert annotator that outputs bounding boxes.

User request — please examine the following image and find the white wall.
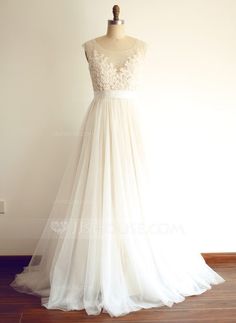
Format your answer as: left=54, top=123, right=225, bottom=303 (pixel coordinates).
left=0, top=0, right=235, bottom=255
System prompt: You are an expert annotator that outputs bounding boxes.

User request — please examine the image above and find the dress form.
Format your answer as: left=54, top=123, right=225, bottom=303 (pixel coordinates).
left=84, top=5, right=139, bottom=63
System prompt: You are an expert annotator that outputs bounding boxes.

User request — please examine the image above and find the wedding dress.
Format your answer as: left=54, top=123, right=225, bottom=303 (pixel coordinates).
left=10, top=37, right=225, bottom=317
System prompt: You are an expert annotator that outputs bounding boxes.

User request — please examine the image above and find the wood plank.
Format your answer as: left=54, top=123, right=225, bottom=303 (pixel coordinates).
left=0, top=255, right=235, bottom=322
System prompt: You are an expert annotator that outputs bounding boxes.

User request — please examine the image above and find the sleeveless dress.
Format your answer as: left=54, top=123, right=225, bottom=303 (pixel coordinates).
left=10, top=37, right=225, bottom=317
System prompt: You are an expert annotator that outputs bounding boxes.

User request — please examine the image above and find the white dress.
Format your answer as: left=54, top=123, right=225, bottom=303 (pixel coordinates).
left=10, top=37, right=225, bottom=317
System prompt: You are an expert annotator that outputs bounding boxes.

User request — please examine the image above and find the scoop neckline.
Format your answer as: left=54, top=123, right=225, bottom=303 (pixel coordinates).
left=93, top=38, right=138, bottom=52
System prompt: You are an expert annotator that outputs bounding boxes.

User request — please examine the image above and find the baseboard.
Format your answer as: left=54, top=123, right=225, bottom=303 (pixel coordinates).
left=0, top=253, right=236, bottom=266
left=0, top=255, right=32, bottom=266
left=201, top=252, right=236, bottom=263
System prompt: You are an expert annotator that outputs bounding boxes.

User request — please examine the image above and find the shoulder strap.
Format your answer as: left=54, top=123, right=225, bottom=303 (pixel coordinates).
left=82, top=39, right=96, bottom=63
left=139, top=40, right=148, bottom=57
left=82, top=39, right=94, bottom=53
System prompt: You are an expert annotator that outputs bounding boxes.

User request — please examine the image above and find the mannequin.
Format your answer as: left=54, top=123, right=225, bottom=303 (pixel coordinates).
left=84, top=5, right=138, bottom=62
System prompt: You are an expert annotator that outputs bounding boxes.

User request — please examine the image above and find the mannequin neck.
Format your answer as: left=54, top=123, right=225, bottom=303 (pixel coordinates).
left=106, top=23, right=126, bottom=39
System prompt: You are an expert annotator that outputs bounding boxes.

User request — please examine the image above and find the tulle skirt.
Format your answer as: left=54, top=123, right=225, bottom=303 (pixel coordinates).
left=10, top=89, right=225, bottom=317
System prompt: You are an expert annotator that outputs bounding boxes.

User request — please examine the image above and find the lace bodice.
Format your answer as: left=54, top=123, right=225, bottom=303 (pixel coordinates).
left=82, top=38, right=148, bottom=91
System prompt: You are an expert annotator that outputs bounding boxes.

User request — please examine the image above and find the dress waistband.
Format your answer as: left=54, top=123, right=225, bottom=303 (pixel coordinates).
left=94, top=90, right=138, bottom=99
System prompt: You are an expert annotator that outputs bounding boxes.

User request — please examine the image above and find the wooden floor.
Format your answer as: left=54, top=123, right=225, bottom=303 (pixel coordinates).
left=0, top=256, right=235, bottom=323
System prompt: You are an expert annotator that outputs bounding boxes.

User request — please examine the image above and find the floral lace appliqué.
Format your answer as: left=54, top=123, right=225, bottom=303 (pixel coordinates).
left=87, top=48, right=145, bottom=91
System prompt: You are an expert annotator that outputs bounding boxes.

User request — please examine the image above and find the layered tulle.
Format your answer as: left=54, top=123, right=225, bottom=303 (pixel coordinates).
left=10, top=92, right=225, bottom=317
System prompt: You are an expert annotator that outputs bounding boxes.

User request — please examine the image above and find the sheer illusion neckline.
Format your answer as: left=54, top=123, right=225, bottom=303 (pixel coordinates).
left=93, top=38, right=139, bottom=52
